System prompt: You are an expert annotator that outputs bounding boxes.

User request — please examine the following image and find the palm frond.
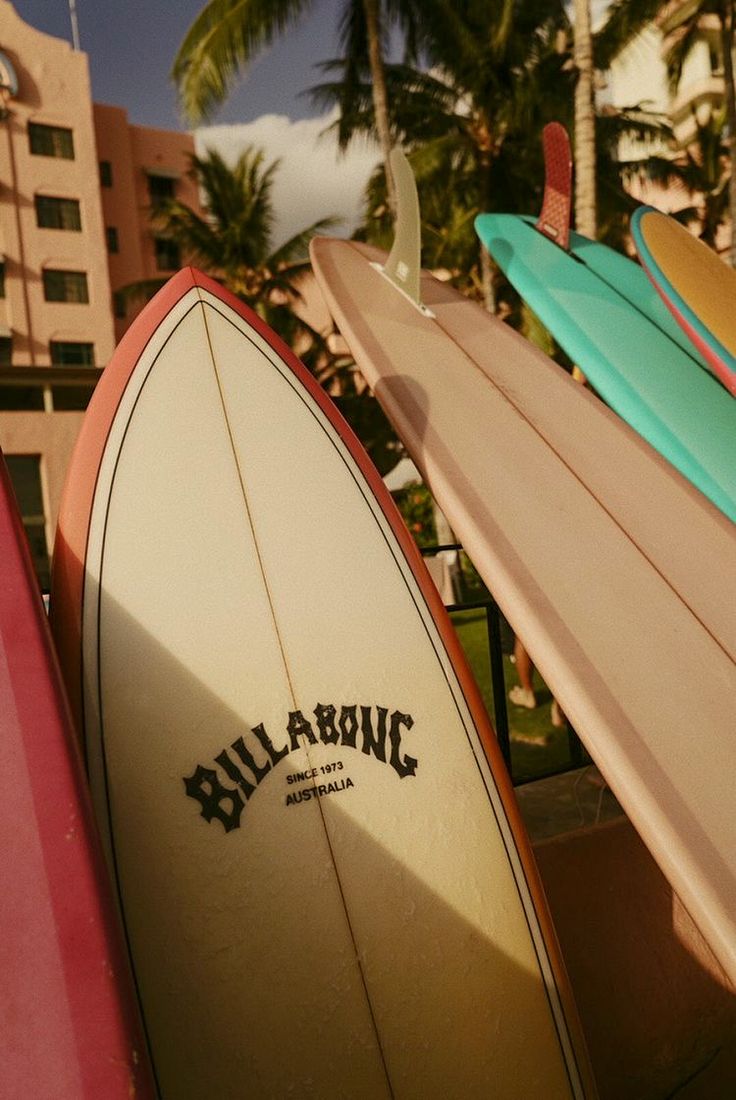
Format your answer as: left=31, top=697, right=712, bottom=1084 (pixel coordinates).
left=172, top=0, right=313, bottom=123
left=269, top=216, right=342, bottom=266
left=594, top=0, right=663, bottom=69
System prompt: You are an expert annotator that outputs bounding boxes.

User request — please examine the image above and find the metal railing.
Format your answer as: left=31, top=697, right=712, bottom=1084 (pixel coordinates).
left=422, top=542, right=587, bottom=786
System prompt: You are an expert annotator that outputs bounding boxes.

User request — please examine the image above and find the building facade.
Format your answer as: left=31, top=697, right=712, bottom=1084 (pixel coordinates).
left=0, top=1, right=200, bottom=585
left=608, top=0, right=732, bottom=222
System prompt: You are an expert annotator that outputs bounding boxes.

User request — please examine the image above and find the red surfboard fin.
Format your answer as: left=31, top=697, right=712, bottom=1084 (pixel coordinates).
left=536, top=122, right=572, bottom=251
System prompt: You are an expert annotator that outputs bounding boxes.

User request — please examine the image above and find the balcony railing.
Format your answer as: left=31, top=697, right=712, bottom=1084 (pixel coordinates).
left=0, top=365, right=103, bottom=412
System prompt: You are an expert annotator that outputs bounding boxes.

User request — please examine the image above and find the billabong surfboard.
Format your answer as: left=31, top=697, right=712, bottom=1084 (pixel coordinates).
left=632, top=205, right=736, bottom=396
left=0, top=453, right=152, bottom=1097
left=50, top=267, right=591, bottom=1097
left=311, top=149, right=736, bottom=994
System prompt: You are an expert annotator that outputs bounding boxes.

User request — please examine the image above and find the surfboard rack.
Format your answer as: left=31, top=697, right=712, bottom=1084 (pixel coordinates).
left=376, top=147, right=434, bottom=317
left=536, top=122, right=572, bottom=251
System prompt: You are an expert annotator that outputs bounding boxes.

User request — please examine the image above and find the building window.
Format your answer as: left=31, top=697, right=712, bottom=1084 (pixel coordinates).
left=154, top=236, right=180, bottom=271
left=106, top=226, right=119, bottom=253
left=113, top=290, right=127, bottom=319
left=5, top=455, right=50, bottom=590
left=28, top=122, right=74, bottom=159
left=99, top=160, right=113, bottom=187
left=50, top=340, right=95, bottom=366
left=49, top=342, right=96, bottom=411
left=35, top=195, right=82, bottom=231
left=51, top=384, right=96, bottom=411
left=148, top=174, right=176, bottom=206
left=43, top=269, right=89, bottom=304
left=0, top=385, right=44, bottom=411
left=0, top=335, right=11, bottom=366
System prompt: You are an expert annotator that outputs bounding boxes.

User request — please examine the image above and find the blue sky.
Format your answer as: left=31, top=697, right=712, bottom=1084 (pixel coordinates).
left=13, top=0, right=347, bottom=129
left=12, top=1, right=612, bottom=131
left=10, top=1, right=383, bottom=245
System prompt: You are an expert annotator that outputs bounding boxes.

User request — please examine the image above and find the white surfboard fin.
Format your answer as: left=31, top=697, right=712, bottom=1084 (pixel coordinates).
left=376, top=147, right=433, bottom=316
left=536, top=122, right=572, bottom=251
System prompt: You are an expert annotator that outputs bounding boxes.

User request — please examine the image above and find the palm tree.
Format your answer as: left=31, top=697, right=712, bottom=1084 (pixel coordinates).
left=597, top=0, right=736, bottom=264
left=573, top=0, right=597, bottom=237
left=172, top=0, right=427, bottom=214
left=314, top=0, right=574, bottom=309
left=624, top=109, right=731, bottom=246
left=121, top=145, right=337, bottom=369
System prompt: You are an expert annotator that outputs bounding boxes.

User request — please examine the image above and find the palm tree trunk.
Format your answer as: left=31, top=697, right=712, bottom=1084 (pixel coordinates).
left=363, top=0, right=396, bottom=215
left=720, top=3, right=736, bottom=266
left=480, top=246, right=496, bottom=313
left=573, top=0, right=597, bottom=238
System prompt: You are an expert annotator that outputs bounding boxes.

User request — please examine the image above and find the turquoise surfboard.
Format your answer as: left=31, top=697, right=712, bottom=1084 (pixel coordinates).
left=567, top=226, right=713, bottom=368
left=475, top=212, right=736, bottom=523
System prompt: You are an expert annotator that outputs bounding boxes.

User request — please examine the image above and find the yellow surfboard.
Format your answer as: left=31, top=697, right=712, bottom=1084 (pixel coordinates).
left=632, top=205, right=736, bottom=396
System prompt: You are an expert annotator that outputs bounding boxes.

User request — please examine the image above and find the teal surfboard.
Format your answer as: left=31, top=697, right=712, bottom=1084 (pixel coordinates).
left=475, top=212, right=736, bottom=523
left=567, top=226, right=713, bottom=368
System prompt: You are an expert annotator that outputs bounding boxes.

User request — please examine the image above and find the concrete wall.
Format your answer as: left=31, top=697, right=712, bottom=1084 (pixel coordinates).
left=535, top=818, right=736, bottom=1099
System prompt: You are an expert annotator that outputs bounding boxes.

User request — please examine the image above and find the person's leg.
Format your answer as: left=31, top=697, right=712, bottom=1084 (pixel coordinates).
left=509, top=639, right=537, bottom=708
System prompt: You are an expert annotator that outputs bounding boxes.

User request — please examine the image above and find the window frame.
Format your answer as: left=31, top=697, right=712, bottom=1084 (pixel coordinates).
left=49, top=340, right=95, bottom=367
left=35, top=194, right=82, bottom=231
left=42, top=269, right=89, bottom=304
left=154, top=235, right=181, bottom=272
left=28, top=122, right=75, bottom=160
left=106, top=226, right=119, bottom=253
left=147, top=174, right=176, bottom=206
left=4, top=454, right=50, bottom=590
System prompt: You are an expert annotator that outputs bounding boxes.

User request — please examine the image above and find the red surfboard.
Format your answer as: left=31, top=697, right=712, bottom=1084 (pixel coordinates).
left=0, top=453, right=153, bottom=1097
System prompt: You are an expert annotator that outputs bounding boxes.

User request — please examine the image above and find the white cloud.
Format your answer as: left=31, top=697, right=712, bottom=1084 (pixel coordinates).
left=195, top=111, right=381, bottom=249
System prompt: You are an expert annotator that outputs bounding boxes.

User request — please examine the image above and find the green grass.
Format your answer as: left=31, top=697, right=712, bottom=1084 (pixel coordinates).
left=450, top=608, right=585, bottom=785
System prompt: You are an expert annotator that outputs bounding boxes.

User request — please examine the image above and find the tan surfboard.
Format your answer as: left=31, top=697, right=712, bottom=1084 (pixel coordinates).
left=310, top=150, right=736, bottom=993
left=50, top=269, right=592, bottom=1097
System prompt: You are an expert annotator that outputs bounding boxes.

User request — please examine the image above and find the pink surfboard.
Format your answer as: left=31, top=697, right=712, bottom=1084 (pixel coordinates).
left=0, top=453, right=153, bottom=1097
left=310, top=150, right=736, bottom=993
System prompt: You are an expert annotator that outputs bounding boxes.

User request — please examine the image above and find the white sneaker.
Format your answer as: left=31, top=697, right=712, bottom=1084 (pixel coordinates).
left=509, top=685, right=536, bottom=709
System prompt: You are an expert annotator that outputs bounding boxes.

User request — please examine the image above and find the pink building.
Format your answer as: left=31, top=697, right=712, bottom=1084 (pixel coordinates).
left=94, top=104, right=201, bottom=344
left=0, top=1, right=201, bottom=585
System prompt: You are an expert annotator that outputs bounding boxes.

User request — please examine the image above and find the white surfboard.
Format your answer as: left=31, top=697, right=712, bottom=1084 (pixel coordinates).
left=51, top=269, right=592, bottom=1097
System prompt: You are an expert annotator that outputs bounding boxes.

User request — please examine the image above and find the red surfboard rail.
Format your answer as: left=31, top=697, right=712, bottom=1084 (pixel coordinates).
left=0, top=454, right=154, bottom=1096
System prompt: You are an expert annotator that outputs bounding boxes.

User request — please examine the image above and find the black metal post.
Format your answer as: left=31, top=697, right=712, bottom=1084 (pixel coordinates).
left=486, top=601, right=511, bottom=771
